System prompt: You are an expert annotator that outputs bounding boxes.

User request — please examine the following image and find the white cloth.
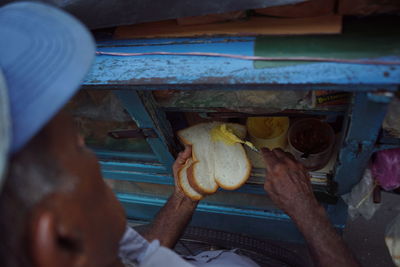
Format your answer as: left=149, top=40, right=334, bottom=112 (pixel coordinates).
left=118, top=226, right=153, bottom=263
left=184, top=249, right=259, bottom=267
left=140, top=245, right=196, bottom=267
left=118, top=225, right=260, bottom=267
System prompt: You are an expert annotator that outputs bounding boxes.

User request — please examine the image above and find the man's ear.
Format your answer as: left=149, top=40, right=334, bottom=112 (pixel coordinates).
left=30, top=206, right=84, bottom=267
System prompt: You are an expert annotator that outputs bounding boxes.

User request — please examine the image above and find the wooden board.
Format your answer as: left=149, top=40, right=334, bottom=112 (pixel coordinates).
left=255, top=0, right=336, bottom=18
left=114, top=15, right=342, bottom=39
left=338, top=0, right=400, bottom=15
left=176, top=11, right=246, bottom=26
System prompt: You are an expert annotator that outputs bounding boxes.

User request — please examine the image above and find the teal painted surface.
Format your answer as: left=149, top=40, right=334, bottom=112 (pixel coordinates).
left=334, top=92, right=393, bottom=194
left=374, top=144, right=400, bottom=152
left=100, top=160, right=168, bottom=173
left=96, top=36, right=256, bottom=47
left=117, top=193, right=347, bottom=243
left=84, top=35, right=400, bottom=90
left=104, top=170, right=334, bottom=202
left=103, top=170, right=173, bottom=184
left=376, top=135, right=400, bottom=152
left=94, top=149, right=158, bottom=162
left=114, top=90, right=175, bottom=171
left=118, top=193, right=290, bottom=220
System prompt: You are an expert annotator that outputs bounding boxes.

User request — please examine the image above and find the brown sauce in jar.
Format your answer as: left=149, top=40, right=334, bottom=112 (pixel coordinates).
left=291, top=121, right=331, bottom=154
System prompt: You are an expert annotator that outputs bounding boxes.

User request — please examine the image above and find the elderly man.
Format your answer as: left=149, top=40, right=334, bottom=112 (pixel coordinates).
left=0, top=2, right=360, bottom=267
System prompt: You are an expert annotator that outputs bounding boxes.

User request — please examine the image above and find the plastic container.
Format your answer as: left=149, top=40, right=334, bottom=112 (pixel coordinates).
left=246, top=117, right=289, bottom=150
left=288, top=118, right=335, bottom=171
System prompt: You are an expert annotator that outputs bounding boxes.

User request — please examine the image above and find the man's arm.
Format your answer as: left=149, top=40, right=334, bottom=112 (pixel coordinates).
left=141, top=146, right=199, bottom=248
left=262, top=148, right=360, bottom=267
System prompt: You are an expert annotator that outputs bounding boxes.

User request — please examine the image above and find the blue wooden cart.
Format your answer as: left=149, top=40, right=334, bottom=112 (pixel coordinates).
left=75, top=22, right=400, bottom=242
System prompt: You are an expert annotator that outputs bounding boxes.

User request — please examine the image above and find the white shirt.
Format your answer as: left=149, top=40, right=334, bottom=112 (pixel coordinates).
left=118, top=226, right=260, bottom=267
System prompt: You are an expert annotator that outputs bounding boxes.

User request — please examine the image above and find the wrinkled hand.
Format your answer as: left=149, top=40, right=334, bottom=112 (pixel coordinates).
left=172, top=146, right=194, bottom=200
left=262, top=148, right=319, bottom=218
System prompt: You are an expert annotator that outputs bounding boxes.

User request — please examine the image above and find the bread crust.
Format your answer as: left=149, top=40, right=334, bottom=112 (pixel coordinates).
left=178, top=125, right=212, bottom=193
left=178, top=162, right=203, bottom=201
left=187, top=162, right=217, bottom=194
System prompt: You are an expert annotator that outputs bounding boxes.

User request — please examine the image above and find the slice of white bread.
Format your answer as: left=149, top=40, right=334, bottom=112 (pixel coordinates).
left=178, top=122, right=251, bottom=194
left=180, top=123, right=218, bottom=194
left=178, top=158, right=203, bottom=201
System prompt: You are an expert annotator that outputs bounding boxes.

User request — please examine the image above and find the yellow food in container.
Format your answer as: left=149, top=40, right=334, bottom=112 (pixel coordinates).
left=211, top=124, right=242, bottom=145
left=246, top=117, right=289, bottom=150
left=211, top=124, right=258, bottom=151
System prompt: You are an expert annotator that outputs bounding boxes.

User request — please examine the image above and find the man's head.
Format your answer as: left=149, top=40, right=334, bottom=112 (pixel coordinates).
left=0, top=111, right=126, bottom=267
left=0, top=2, right=127, bottom=267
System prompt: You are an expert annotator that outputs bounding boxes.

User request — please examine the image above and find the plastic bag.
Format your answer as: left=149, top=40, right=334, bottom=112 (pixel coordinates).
left=342, top=169, right=381, bottom=220
left=383, top=97, right=400, bottom=138
left=371, top=148, right=400, bottom=191
left=385, top=213, right=400, bottom=267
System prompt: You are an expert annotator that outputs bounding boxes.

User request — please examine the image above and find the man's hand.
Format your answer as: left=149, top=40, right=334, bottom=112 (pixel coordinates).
left=262, top=148, right=319, bottom=218
left=172, top=145, right=195, bottom=201
left=142, top=146, right=198, bottom=248
left=262, top=148, right=360, bottom=267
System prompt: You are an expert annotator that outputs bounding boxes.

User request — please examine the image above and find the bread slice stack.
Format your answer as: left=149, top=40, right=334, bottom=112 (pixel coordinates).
left=177, top=122, right=251, bottom=200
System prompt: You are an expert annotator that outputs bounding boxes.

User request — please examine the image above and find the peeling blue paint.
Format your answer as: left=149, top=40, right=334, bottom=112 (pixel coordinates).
left=335, top=93, right=393, bottom=194
left=84, top=37, right=400, bottom=90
